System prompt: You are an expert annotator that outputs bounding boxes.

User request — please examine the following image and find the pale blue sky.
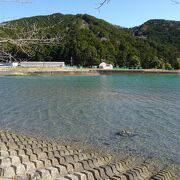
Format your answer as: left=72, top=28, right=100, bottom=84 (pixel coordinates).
left=0, top=0, right=179, bottom=27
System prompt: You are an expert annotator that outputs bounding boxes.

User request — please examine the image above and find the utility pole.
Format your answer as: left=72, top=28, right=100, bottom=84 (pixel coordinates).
left=70, top=56, right=73, bottom=66
left=9, top=53, right=12, bottom=63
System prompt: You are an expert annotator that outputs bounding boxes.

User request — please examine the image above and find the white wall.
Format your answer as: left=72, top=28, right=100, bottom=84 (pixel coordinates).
left=20, top=62, right=65, bottom=68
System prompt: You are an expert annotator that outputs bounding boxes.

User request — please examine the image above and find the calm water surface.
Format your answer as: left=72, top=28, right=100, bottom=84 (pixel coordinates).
left=0, top=74, right=180, bottom=163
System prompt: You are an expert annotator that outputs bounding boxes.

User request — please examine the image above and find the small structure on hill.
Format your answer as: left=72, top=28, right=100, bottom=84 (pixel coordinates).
left=20, top=62, right=65, bottom=68
left=99, top=62, right=113, bottom=69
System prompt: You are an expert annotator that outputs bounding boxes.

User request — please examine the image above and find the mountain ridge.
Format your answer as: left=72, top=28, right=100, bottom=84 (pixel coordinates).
left=132, top=19, right=180, bottom=49
left=0, top=13, right=179, bottom=69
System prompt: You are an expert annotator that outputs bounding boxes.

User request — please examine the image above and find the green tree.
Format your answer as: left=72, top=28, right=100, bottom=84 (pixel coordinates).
left=129, top=55, right=140, bottom=69
left=174, top=58, right=180, bottom=69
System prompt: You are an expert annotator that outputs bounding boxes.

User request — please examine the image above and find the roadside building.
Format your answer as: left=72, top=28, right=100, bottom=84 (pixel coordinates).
left=12, top=62, right=19, bottom=67
left=20, top=62, right=65, bottom=68
left=0, top=62, right=9, bottom=66
left=0, top=62, right=19, bottom=67
left=99, top=62, right=113, bottom=69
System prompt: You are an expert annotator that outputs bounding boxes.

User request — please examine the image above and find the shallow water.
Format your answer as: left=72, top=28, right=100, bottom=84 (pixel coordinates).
left=0, top=74, right=180, bottom=163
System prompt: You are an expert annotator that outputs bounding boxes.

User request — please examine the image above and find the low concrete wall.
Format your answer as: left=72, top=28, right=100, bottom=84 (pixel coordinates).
left=96, top=69, right=180, bottom=74
left=20, top=62, right=65, bottom=68
left=0, top=68, right=179, bottom=76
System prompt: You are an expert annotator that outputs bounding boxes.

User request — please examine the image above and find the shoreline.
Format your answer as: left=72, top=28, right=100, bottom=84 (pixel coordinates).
left=0, top=128, right=179, bottom=179
left=0, top=67, right=180, bottom=76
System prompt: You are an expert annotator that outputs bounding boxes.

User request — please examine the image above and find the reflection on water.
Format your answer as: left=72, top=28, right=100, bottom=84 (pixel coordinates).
left=0, top=74, right=180, bottom=163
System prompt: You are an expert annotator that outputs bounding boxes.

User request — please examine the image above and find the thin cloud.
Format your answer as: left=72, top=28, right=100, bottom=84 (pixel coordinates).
left=171, top=0, right=180, bottom=4
left=0, top=0, right=32, bottom=3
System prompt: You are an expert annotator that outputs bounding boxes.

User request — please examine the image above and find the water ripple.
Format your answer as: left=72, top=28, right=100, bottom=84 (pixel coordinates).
left=0, top=75, right=179, bottom=163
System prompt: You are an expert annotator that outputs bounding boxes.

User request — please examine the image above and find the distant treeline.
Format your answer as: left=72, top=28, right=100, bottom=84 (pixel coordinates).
left=0, top=13, right=179, bottom=69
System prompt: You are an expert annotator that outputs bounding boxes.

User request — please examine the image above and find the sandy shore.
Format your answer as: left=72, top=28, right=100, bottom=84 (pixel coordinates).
left=0, top=67, right=179, bottom=76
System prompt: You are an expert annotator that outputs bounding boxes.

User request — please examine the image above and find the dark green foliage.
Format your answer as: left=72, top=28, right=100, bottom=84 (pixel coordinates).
left=0, top=14, right=179, bottom=69
left=132, top=19, right=180, bottom=69
left=132, top=19, right=180, bottom=49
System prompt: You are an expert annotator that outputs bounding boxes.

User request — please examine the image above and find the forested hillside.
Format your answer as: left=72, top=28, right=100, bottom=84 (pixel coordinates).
left=0, top=13, right=179, bottom=69
left=132, top=19, right=180, bottom=49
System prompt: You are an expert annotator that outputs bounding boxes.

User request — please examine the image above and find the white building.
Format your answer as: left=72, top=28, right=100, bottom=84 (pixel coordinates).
left=0, top=62, right=19, bottom=67
left=12, top=62, right=19, bottom=67
left=0, top=62, right=8, bottom=66
left=0, top=62, right=12, bottom=67
left=99, top=62, right=113, bottom=69
left=20, top=62, right=65, bottom=68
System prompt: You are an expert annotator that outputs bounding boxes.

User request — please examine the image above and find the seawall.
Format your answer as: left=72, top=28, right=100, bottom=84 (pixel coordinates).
left=0, top=67, right=180, bottom=76
left=0, top=129, right=179, bottom=179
